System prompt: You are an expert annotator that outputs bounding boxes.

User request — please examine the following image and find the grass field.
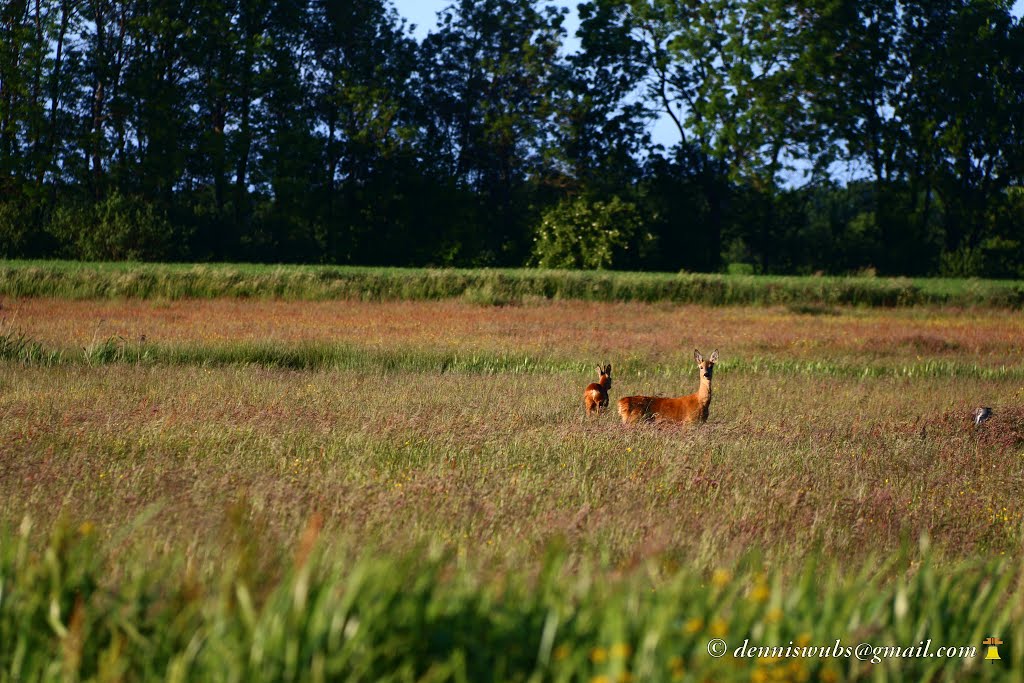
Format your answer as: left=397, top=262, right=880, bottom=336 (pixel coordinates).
left=4, top=259, right=1024, bottom=307
left=2, top=280, right=1024, bottom=681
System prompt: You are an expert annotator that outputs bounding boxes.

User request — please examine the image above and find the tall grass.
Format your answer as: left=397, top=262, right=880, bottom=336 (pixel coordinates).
left=3, top=260, right=1024, bottom=307
left=4, top=329, right=1024, bottom=380
left=1, top=519, right=1020, bottom=682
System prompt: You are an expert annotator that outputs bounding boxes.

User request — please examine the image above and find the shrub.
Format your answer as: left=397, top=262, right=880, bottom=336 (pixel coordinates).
left=530, top=196, right=653, bottom=270
left=0, top=201, right=37, bottom=258
left=47, top=193, right=175, bottom=261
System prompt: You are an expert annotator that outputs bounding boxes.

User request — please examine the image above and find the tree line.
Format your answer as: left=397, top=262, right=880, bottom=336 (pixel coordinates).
left=1, top=0, right=1022, bottom=276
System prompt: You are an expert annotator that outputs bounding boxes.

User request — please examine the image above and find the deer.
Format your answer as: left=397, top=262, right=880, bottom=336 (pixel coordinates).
left=583, top=364, right=613, bottom=416
left=618, top=349, right=718, bottom=425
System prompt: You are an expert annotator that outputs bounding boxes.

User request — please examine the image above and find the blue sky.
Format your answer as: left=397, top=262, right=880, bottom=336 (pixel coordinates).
left=395, top=0, right=1024, bottom=38
left=396, top=0, right=579, bottom=39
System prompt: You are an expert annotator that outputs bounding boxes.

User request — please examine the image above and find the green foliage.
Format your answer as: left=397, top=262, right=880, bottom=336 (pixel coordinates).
left=530, top=196, right=651, bottom=269
left=940, top=238, right=1024, bottom=279
left=47, top=194, right=176, bottom=262
left=725, top=262, right=755, bottom=276
left=0, top=201, right=37, bottom=258
left=0, top=520, right=1021, bottom=681
left=0, top=325, right=51, bottom=365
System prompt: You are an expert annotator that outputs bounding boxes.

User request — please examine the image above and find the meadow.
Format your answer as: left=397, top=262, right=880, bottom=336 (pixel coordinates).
left=2, top=274, right=1024, bottom=681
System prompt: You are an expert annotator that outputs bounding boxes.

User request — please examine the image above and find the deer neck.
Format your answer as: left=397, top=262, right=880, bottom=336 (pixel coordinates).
left=697, top=375, right=712, bottom=406
left=600, top=376, right=611, bottom=390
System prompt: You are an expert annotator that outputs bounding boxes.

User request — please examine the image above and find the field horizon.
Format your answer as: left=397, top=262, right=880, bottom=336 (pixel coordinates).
left=3, top=259, right=1024, bottom=308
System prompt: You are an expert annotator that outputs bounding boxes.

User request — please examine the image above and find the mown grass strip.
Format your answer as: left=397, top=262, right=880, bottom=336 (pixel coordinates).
left=1, top=520, right=1021, bottom=682
left=3, top=260, right=1024, bottom=307
left=3, top=331, right=1022, bottom=380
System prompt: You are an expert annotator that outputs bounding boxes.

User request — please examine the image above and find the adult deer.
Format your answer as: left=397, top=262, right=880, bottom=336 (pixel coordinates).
left=618, top=350, right=718, bottom=424
left=583, top=364, right=613, bottom=415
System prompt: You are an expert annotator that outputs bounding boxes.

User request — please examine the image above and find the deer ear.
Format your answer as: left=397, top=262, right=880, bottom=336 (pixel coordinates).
left=709, top=349, right=719, bottom=363
left=694, top=349, right=703, bottom=364
left=596, top=365, right=603, bottom=375
left=606, top=364, right=612, bottom=374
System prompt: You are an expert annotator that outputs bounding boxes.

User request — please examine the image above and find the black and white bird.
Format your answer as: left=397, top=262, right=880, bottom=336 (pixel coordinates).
left=973, top=407, right=993, bottom=426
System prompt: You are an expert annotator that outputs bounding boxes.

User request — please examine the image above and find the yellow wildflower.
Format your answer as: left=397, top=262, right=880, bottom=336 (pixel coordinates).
left=710, top=618, right=728, bottom=638
left=749, top=582, right=771, bottom=603
left=820, top=667, right=840, bottom=683
left=611, top=643, right=633, bottom=659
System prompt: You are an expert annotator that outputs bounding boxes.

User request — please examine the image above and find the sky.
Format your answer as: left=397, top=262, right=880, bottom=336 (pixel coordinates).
left=397, top=0, right=580, bottom=39
left=392, top=0, right=1024, bottom=152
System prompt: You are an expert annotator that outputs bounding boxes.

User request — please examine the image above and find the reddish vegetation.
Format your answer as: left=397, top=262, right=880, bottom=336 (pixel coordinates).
left=6, top=298, right=1024, bottom=364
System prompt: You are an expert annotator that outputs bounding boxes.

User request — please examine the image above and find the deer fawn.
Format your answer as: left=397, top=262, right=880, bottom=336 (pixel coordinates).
left=618, top=349, right=718, bottom=425
left=583, top=364, right=613, bottom=415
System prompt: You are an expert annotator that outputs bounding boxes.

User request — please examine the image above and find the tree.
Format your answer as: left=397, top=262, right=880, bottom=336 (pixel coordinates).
left=902, top=0, right=1024, bottom=265
left=555, top=0, right=650, bottom=193
left=306, top=0, right=422, bottom=264
left=420, top=0, right=566, bottom=264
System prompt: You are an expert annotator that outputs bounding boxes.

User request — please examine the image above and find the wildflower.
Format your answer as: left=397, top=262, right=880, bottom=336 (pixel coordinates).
left=553, top=644, right=570, bottom=661
left=749, top=582, right=771, bottom=603
left=78, top=521, right=95, bottom=536
left=788, top=659, right=810, bottom=682
left=711, top=568, right=732, bottom=588
left=590, top=647, right=608, bottom=663
left=611, top=643, right=632, bottom=659
left=764, top=607, right=783, bottom=623
left=683, top=617, right=704, bottom=635
left=710, top=618, right=728, bottom=638
left=669, top=656, right=684, bottom=679
left=820, top=667, right=840, bottom=683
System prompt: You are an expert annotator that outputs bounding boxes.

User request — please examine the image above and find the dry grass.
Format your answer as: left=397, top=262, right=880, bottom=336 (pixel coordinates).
left=3, top=354, right=1022, bottom=578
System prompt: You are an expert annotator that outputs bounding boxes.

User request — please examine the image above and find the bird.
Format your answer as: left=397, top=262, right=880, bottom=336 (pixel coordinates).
left=973, top=407, right=993, bottom=426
